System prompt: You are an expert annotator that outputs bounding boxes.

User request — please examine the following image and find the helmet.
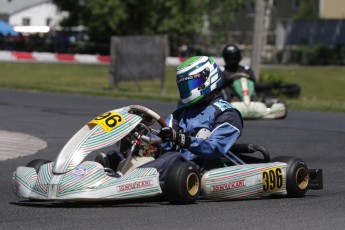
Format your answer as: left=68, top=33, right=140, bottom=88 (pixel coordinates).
left=222, top=44, right=242, bottom=67
left=176, top=56, right=222, bottom=106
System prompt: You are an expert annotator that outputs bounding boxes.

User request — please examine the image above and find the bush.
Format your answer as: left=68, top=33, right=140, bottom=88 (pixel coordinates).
left=295, top=44, right=345, bottom=65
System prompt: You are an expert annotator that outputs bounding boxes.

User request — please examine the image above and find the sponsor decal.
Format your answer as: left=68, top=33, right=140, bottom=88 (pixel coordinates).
left=211, top=183, right=229, bottom=192
left=117, top=180, right=153, bottom=192
left=229, top=179, right=246, bottom=189
left=177, top=73, right=201, bottom=83
left=211, top=179, right=246, bottom=192
left=72, top=166, right=87, bottom=178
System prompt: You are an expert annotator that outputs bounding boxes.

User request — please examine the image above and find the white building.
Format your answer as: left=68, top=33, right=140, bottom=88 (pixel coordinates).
left=0, top=0, right=66, bottom=34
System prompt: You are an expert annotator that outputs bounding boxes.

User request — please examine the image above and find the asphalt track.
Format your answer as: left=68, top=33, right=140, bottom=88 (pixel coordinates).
left=0, top=88, right=344, bottom=230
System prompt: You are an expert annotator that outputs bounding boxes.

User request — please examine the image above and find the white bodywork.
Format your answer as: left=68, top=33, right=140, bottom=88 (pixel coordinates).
left=12, top=105, right=291, bottom=202
left=13, top=106, right=162, bottom=201
left=232, top=101, right=287, bottom=119
left=13, top=161, right=161, bottom=200
left=232, top=77, right=287, bottom=119
left=201, top=162, right=288, bottom=200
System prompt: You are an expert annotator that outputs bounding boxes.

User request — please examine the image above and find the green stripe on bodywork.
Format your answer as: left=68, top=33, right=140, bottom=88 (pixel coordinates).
left=233, top=79, right=255, bottom=100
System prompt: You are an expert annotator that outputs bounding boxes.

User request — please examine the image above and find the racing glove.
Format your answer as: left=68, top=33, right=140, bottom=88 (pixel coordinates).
left=158, top=127, right=191, bottom=148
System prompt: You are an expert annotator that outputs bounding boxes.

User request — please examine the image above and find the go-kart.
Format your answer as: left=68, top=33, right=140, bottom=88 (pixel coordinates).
left=12, top=105, right=323, bottom=204
left=221, top=73, right=288, bottom=119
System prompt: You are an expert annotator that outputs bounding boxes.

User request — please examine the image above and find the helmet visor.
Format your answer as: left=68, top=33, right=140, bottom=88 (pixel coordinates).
left=177, top=68, right=210, bottom=99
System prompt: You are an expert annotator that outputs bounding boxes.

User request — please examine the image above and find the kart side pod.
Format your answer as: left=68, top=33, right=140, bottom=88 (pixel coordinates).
left=201, top=162, right=288, bottom=200
left=201, top=156, right=323, bottom=200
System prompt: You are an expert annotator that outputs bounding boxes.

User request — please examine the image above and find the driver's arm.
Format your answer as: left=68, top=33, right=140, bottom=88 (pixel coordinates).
left=187, top=109, right=242, bottom=159
left=159, top=113, right=179, bottom=151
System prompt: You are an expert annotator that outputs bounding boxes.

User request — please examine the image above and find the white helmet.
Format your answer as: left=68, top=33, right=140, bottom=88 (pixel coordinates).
left=176, top=56, right=222, bottom=106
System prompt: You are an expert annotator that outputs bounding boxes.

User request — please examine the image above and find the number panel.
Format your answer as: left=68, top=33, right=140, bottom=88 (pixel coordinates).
left=262, top=167, right=283, bottom=193
left=88, top=111, right=125, bottom=132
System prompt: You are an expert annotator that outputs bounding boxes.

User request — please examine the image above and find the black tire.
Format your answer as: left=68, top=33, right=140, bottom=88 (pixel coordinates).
left=263, top=97, right=277, bottom=108
left=164, top=162, right=201, bottom=204
left=26, top=159, right=51, bottom=173
left=278, top=83, right=301, bottom=98
left=271, top=156, right=309, bottom=197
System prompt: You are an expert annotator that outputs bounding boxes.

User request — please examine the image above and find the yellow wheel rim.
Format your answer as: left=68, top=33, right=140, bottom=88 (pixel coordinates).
left=186, top=172, right=199, bottom=196
left=296, top=167, right=309, bottom=190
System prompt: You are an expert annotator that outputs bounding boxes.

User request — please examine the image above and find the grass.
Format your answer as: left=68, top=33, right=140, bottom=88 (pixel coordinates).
left=0, top=62, right=345, bottom=113
left=261, top=67, right=345, bottom=113
left=0, top=62, right=179, bottom=101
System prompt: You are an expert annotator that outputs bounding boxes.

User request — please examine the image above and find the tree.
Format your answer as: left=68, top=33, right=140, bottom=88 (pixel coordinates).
left=53, top=0, right=245, bottom=54
left=294, top=0, right=319, bottom=20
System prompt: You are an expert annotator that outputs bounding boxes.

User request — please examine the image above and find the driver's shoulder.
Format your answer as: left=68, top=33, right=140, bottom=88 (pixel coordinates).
left=212, top=98, right=236, bottom=112
left=238, top=65, right=252, bottom=72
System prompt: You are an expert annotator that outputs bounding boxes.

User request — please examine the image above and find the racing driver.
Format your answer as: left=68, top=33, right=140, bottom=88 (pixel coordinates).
left=220, top=44, right=256, bottom=101
left=101, top=56, right=243, bottom=181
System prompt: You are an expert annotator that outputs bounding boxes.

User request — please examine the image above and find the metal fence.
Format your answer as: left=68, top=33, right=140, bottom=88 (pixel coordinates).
left=109, top=35, right=169, bottom=92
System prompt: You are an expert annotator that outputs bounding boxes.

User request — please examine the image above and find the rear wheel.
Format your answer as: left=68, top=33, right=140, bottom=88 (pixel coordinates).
left=164, top=162, right=201, bottom=204
left=271, top=156, right=309, bottom=197
left=26, top=159, right=51, bottom=173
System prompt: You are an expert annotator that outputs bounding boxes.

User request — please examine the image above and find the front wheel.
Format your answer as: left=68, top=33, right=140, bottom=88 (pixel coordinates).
left=164, top=162, right=201, bottom=204
left=271, top=156, right=309, bottom=197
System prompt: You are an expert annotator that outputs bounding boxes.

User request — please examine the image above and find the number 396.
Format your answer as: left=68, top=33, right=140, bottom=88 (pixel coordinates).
left=262, top=168, right=283, bottom=192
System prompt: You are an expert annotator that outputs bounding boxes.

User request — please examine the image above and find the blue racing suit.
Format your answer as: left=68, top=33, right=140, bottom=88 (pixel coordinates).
left=139, top=92, right=243, bottom=180
left=163, top=95, right=243, bottom=160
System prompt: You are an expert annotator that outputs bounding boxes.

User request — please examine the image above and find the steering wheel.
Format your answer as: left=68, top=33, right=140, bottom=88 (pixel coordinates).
left=128, top=105, right=167, bottom=144
left=129, top=105, right=167, bottom=127
left=230, top=72, right=250, bottom=80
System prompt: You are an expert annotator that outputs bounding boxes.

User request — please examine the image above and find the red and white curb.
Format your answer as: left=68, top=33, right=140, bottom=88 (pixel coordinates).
left=0, top=130, right=47, bottom=161
left=0, top=51, right=226, bottom=66
left=0, top=51, right=110, bottom=64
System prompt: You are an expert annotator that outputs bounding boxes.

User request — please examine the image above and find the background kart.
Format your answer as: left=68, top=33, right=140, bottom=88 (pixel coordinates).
left=12, top=105, right=323, bottom=204
left=222, top=73, right=288, bottom=119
